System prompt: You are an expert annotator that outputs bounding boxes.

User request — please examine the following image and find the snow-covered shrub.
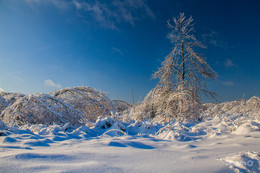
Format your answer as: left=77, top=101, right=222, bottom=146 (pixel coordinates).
left=51, top=86, right=117, bottom=122
left=95, top=116, right=115, bottom=129
left=0, top=92, right=25, bottom=105
left=0, top=94, right=86, bottom=127
left=95, top=116, right=126, bottom=137
left=0, top=96, right=8, bottom=114
left=128, top=102, right=152, bottom=121
left=202, top=96, right=260, bottom=120
left=129, top=87, right=201, bottom=123
left=112, top=100, right=131, bottom=113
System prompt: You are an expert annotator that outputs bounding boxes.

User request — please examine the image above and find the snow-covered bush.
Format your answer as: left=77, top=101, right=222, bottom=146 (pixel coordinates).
left=112, top=100, right=131, bottom=113
left=0, top=92, right=25, bottom=105
left=0, top=96, right=8, bottom=114
left=0, top=94, right=86, bottom=127
left=202, top=96, right=260, bottom=120
left=129, top=87, right=201, bottom=123
left=95, top=116, right=115, bottom=129
left=51, top=86, right=117, bottom=122
left=94, top=116, right=127, bottom=137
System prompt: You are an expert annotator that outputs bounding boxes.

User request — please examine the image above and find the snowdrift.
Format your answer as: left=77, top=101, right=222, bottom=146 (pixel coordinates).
left=51, top=86, right=117, bottom=122
left=221, top=151, right=260, bottom=173
left=0, top=91, right=259, bottom=172
left=0, top=94, right=86, bottom=127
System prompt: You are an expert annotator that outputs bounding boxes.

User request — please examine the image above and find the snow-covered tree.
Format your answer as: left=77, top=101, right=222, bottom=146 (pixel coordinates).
left=151, top=13, right=217, bottom=121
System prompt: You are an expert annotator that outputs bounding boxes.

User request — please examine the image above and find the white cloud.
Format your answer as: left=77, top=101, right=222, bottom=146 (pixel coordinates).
left=24, top=0, right=41, bottom=2
left=44, top=79, right=62, bottom=88
left=202, top=30, right=229, bottom=49
left=112, top=47, right=123, bottom=55
left=0, top=87, right=5, bottom=93
left=224, top=58, right=237, bottom=68
left=24, top=0, right=155, bottom=30
left=24, top=0, right=69, bottom=9
left=222, top=81, right=234, bottom=86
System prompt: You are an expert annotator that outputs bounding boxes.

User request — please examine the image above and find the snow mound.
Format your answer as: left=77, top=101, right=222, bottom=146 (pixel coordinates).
left=0, top=96, right=8, bottom=114
left=51, top=86, right=117, bottom=122
left=156, top=122, right=200, bottom=141
left=95, top=116, right=115, bottom=129
left=221, top=151, right=260, bottom=173
left=127, top=120, right=160, bottom=135
left=203, top=96, right=260, bottom=119
left=207, top=114, right=260, bottom=135
left=0, top=94, right=86, bottom=127
left=233, top=122, right=259, bottom=135
left=95, top=116, right=126, bottom=136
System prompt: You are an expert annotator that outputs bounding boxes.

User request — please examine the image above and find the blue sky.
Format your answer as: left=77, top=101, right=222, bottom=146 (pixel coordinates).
left=0, top=0, right=259, bottom=103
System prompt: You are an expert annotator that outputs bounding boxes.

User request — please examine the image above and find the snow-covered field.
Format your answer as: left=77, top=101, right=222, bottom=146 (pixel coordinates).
left=1, top=114, right=259, bottom=173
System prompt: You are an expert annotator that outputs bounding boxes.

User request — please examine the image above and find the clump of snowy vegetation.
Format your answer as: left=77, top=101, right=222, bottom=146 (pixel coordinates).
left=128, top=87, right=201, bottom=122
left=0, top=96, right=8, bottom=115
left=112, top=100, right=131, bottom=114
left=0, top=104, right=259, bottom=172
left=0, top=92, right=25, bottom=105
left=0, top=93, right=86, bottom=127
left=202, top=96, right=260, bottom=120
left=51, top=86, right=117, bottom=122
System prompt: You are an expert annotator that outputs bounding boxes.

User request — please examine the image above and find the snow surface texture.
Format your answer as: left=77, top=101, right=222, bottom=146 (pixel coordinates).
left=0, top=115, right=259, bottom=172
left=51, top=86, right=117, bottom=122
left=0, top=87, right=260, bottom=172
left=221, top=151, right=260, bottom=173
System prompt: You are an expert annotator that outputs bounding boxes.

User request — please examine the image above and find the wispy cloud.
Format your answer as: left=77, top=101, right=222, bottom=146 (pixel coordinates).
left=221, top=81, right=234, bottom=86
left=24, top=0, right=69, bottom=9
left=202, top=30, right=229, bottom=49
left=224, top=58, right=237, bottom=68
left=112, top=47, right=123, bottom=55
left=72, top=0, right=155, bottom=29
left=44, top=79, right=62, bottom=88
left=24, top=0, right=155, bottom=30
